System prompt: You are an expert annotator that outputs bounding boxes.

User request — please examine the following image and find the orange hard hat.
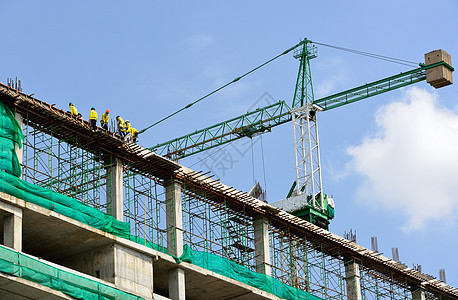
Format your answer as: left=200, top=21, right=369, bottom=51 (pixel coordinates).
left=106, top=109, right=110, bottom=113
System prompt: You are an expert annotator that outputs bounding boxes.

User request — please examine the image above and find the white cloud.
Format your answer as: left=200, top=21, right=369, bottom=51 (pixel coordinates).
left=346, top=87, right=458, bottom=232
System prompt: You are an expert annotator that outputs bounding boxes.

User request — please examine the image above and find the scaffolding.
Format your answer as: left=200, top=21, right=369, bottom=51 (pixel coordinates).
left=0, top=82, right=452, bottom=299
left=19, top=117, right=447, bottom=299
left=22, top=117, right=110, bottom=212
left=181, top=183, right=256, bottom=270
left=123, top=165, right=167, bottom=250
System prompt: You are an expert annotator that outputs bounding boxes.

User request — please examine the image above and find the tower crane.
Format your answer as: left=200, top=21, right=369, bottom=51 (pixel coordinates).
left=146, top=38, right=453, bottom=229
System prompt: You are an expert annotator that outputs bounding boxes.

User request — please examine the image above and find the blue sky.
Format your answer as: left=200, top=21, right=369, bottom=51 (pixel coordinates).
left=1, top=0, right=457, bottom=288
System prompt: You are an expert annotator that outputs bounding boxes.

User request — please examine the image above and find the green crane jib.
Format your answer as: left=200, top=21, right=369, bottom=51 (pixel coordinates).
left=150, top=39, right=453, bottom=230
left=150, top=61, right=452, bottom=159
left=150, top=100, right=292, bottom=159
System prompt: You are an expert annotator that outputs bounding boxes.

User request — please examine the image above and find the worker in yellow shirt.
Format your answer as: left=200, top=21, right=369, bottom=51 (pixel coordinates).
left=124, top=120, right=132, bottom=141
left=131, top=127, right=139, bottom=143
left=69, top=102, right=78, bottom=117
left=89, top=107, right=98, bottom=131
left=101, top=109, right=110, bottom=131
left=116, top=116, right=126, bottom=137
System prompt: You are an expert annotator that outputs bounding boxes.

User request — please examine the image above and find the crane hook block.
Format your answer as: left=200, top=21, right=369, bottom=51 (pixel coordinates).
left=425, top=49, right=453, bottom=88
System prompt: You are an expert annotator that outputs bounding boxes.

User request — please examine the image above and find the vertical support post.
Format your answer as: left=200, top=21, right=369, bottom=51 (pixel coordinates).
left=14, top=112, right=23, bottom=179
left=345, top=259, right=362, bottom=300
left=165, top=179, right=183, bottom=257
left=169, top=268, right=185, bottom=300
left=412, top=287, right=426, bottom=300
left=3, top=206, right=23, bottom=252
left=290, top=240, right=299, bottom=287
left=253, top=216, right=271, bottom=276
left=107, top=157, right=123, bottom=221
left=165, top=179, right=185, bottom=300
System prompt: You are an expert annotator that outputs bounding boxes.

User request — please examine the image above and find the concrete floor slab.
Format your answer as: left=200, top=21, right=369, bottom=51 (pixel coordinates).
left=0, top=272, right=73, bottom=300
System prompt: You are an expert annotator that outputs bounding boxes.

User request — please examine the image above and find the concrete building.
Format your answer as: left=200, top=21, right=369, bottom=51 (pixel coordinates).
left=0, top=82, right=457, bottom=300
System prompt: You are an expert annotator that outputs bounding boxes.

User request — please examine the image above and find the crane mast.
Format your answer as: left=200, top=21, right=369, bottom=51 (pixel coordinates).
left=290, top=41, right=325, bottom=212
left=274, top=40, right=333, bottom=230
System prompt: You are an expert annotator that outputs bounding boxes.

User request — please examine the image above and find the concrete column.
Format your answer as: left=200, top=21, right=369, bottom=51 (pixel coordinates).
left=412, top=287, right=426, bottom=300
left=169, top=267, right=185, bottom=300
left=1, top=201, right=23, bottom=252
left=14, top=112, right=23, bottom=179
left=107, top=158, right=123, bottom=221
left=345, top=259, right=362, bottom=300
left=165, top=180, right=183, bottom=257
left=165, top=180, right=185, bottom=300
left=253, top=216, right=271, bottom=276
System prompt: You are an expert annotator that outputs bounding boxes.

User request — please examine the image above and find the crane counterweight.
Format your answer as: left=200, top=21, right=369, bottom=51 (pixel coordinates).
left=425, top=49, right=453, bottom=88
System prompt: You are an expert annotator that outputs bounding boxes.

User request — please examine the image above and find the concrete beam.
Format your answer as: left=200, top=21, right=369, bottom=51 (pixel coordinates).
left=344, top=260, right=362, bottom=300
left=106, top=158, right=123, bottom=221
left=63, top=244, right=154, bottom=300
left=0, top=200, right=23, bottom=217
left=153, top=293, right=171, bottom=300
left=165, top=180, right=183, bottom=257
left=114, top=244, right=154, bottom=300
left=253, top=216, right=271, bottom=276
left=0, top=272, right=74, bottom=300
left=168, top=267, right=185, bottom=300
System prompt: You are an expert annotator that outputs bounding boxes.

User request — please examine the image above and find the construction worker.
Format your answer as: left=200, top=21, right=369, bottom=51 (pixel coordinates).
left=101, top=109, right=110, bottom=131
left=124, top=120, right=132, bottom=141
left=116, top=116, right=126, bottom=137
left=131, top=127, right=139, bottom=143
left=89, top=107, right=98, bottom=131
left=69, top=102, right=78, bottom=117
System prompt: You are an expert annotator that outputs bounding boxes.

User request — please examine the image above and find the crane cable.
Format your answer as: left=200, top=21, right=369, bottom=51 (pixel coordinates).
left=260, top=134, right=267, bottom=198
left=139, top=39, right=419, bottom=134
left=138, top=41, right=305, bottom=134
left=251, top=138, right=255, bottom=185
left=311, top=41, right=419, bottom=67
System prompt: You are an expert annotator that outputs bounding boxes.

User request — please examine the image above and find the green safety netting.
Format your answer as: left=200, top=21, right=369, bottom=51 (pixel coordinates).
left=0, top=170, right=130, bottom=238
left=0, top=100, right=323, bottom=300
left=0, top=100, right=130, bottom=238
left=174, top=245, right=323, bottom=300
left=0, top=244, right=143, bottom=300
left=0, top=99, right=23, bottom=178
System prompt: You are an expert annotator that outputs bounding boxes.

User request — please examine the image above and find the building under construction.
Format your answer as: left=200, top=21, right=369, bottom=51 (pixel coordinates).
left=0, top=44, right=456, bottom=300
